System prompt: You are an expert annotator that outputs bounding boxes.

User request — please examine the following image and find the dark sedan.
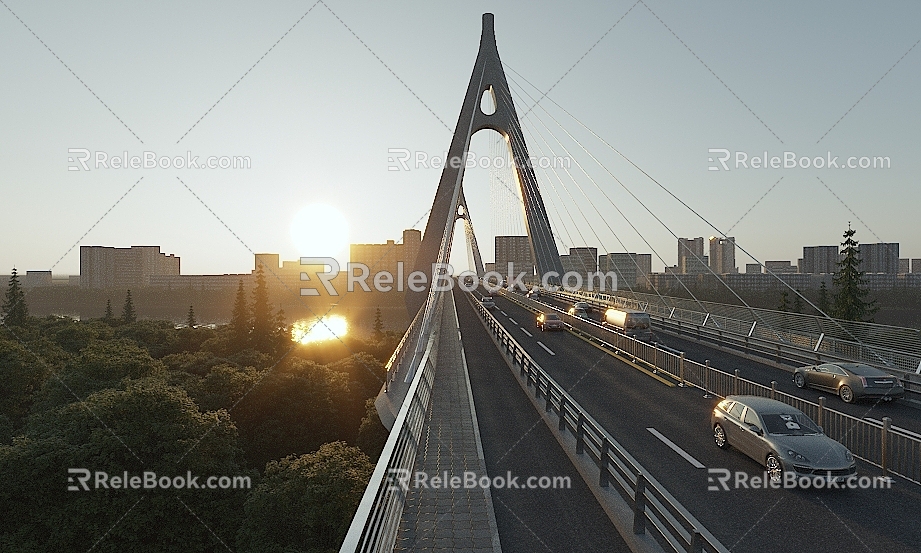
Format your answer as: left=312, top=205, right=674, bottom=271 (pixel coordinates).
left=793, top=363, right=904, bottom=404
left=536, top=312, right=564, bottom=331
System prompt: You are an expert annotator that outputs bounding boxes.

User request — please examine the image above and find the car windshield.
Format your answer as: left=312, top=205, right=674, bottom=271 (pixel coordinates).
left=546, top=314, right=560, bottom=320
left=762, top=413, right=822, bottom=436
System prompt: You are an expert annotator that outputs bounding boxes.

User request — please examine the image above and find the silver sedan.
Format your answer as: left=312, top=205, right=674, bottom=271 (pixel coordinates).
left=712, top=395, right=856, bottom=483
left=793, top=362, right=904, bottom=403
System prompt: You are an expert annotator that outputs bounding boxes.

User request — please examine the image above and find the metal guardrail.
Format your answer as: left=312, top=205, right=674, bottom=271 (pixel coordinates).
left=340, top=292, right=446, bottom=553
left=555, top=290, right=921, bottom=396
left=559, top=289, right=921, bottom=375
left=512, top=291, right=921, bottom=485
left=470, top=292, right=729, bottom=553
left=383, top=302, right=426, bottom=391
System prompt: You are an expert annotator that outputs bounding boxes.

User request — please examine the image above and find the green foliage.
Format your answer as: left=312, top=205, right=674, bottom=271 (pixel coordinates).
left=0, top=340, right=49, bottom=431
left=1, top=378, right=250, bottom=552
left=356, top=398, right=388, bottom=460
left=103, top=298, right=115, bottom=325
left=230, top=280, right=249, bottom=346
left=2, top=267, right=28, bottom=327
left=832, top=226, right=878, bottom=322
left=372, top=308, right=384, bottom=340
left=777, top=290, right=789, bottom=312
left=792, top=290, right=803, bottom=314
left=236, top=442, right=373, bottom=553
left=121, top=289, right=137, bottom=324
left=186, top=305, right=197, bottom=328
left=817, top=281, right=830, bottom=315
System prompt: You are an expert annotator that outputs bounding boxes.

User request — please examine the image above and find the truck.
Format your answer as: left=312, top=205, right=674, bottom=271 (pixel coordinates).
left=603, top=308, right=653, bottom=341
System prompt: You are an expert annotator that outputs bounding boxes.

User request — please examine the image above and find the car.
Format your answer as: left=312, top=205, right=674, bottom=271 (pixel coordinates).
left=567, top=306, right=589, bottom=319
left=711, top=396, right=856, bottom=484
left=573, top=301, right=591, bottom=313
left=793, top=363, right=904, bottom=404
left=536, top=312, right=564, bottom=331
left=526, top=288, right=542, bottom=299
left=480, top=295, right=496, bottom=309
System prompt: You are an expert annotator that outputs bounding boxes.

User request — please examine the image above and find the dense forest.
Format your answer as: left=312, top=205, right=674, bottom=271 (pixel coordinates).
left=0, top=269, right=395, bottom=552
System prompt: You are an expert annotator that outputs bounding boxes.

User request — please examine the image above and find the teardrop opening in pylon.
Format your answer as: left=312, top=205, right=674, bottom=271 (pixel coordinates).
left=480, top=86, right=496, bottom=115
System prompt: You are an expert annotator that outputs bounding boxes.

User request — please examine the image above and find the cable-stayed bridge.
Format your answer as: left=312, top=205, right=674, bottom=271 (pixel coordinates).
left=341, top=14, right=921, bottom=553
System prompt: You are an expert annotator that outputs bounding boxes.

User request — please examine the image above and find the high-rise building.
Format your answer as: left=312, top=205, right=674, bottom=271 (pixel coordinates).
left=764, top=261, right=797, bottom=274
left=598, top=253, right=650, bottom=290
left=899, top=259, right=910, bottom=274
left=678, top=237, right=706, bottom=274
left=80, top=245, right=180, bottom=289
left=859, top=243, right=899, bottom=274
left=709, top=236, right=736, bottom=274
left=635, top=253, right=652, bottom=288
left=746, top=263, right=762, bottom=274
left=802, top=246, right=839, bottom=274
left=494, top=236, right=535, bottom=280
left=349, top=229, right=423, bottom=279
left=912, top=259, right=921, bottom=274
left=568, top=247, right=597, bottom=277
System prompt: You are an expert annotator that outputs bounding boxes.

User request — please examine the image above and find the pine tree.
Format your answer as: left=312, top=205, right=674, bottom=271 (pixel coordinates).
left=2, top=267, right=28, bottom=326
left=778, top=290, right=790, bottom=312
left=230, top=280, right=250, bottom=346
left=121, top=290, right=137, bottom=324
left=817, top=281, right=830, bottom=315
left=372, top=308, right=384, bottom=340
left=103, top=299, right=114, bottom=324
left=251, top=266, right=274, bottom=352
left=832, top=225, right=878, bottom=322
left=792, top=290, right=804, bottom=314
left=186, top=305, right=197, bottom=328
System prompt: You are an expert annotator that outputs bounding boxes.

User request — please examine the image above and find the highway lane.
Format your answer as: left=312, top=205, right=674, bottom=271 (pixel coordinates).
left=531, top=292, right=921, bottom=437
left=471, top=291, right=921, bottom=553
left=456, top=289, right=631, bottom=553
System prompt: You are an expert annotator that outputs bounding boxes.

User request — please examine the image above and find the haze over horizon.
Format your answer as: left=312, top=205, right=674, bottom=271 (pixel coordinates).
left=3, top=1, right=919, bottom=277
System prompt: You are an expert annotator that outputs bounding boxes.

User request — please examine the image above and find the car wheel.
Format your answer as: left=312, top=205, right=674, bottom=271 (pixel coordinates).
left=713, top=424, right=729, bottom=449
left=839, top=385, right=855, bottom=403
left=766, top=453, right=783, bottom=483
left=794, top=373, right=806, bottom=388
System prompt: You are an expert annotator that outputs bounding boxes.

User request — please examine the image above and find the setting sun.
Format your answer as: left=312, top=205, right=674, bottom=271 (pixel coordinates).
left=291, top=315, right=349, bottom=344
left=290, top=203, right=349, bottom=258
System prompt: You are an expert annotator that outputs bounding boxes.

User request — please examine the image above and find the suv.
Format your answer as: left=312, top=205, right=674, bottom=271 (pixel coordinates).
left=536, top=312, right=564, bottom=331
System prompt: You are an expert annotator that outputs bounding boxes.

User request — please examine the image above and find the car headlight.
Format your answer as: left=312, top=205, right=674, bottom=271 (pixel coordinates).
left=786, top=449, right=810, bottom=463
left=845, top=450, right=854, bottom=463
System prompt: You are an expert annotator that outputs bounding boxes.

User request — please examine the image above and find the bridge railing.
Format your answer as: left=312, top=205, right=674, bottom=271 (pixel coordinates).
left=554, top=289, right=921, bottom=396
left=509, top=291, right=921, bottom=485
left=340, top=292, right=446, bottom=553
left=558, top=291, right=921, bottom=376
left=471, top=292, right=730, bottom=553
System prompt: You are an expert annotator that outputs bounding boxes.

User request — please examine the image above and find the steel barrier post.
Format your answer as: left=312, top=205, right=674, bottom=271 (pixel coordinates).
left=680, top=353, right=686, bottom=387
left=703, top=360, right=711, bottom=398
left=559, top=397, right=567, bottom=431
left=771, top=380, right=777, bottom=400
left=817, top=397, right=825, bottom=428
left=633, top=474, right=647, bottom=535
left=734, top=369, right=740, bottom=396
left=599, top=438, right=610, bottom=487
left=689, top=530, right=703, bottom=553
left=576, top=412, right=585, bottom=454
left=882, top=417, right=891, bottom=477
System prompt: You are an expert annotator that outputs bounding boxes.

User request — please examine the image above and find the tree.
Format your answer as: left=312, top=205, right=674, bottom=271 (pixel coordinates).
left=2, top=267, right=28, bottom=326
left=832, top=225, right=878, bottom=322
left=251, top=267, right=274, bottom=352
left=236, top=442, right=373, bottom=553
left=372, top=308, right=384, bottom=340
left=121, top=289, right=137, bottom=324
left=792, top=289, right=804, bottom=314
left=230, top=280, right=250, bottom=347
left=817, top=281, right=830, bottom=315
left=103, top=298, right=115, bottom=324
left=778, top=290, right=790, bottom=312
left=186, top=305, right=197, bottom=328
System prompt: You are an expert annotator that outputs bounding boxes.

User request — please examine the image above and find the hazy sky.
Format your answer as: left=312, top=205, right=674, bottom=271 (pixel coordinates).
left=2, top=1, right=919, bottom=276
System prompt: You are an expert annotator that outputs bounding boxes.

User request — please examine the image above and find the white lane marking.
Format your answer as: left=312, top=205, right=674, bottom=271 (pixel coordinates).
left=864, top=418, right=921, bottom=439
left=537, top=341, right=556, bottom=356
left=646, top=428, right=706, bottom=469
left=499, top=310, right=508, bottom=316
left=521, top=329, right=533, bottom=337
left=509, top=318, right=519, bottom=326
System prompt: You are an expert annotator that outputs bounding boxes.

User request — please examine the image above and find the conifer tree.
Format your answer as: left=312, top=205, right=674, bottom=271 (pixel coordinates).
left=2, top=268, right=28, bottom=326
left=832, top=225, right=878, bottom=322
left=230, top=280, right=250, bottom=346
left=103, top=299, right=114, bottom=324
left=121, top=290, right=137, bottom=324
left=186, top=305, right=197, bottom=328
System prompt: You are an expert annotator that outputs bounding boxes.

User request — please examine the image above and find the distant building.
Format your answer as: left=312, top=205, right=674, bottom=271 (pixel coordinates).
left=598, top=253, right=650, bottom=290
left=802, top=246, right=839, bottom=274
left=709, top=236, right=736, bottom=274
left=484, top=262, right=496, bottom=275
left=558, top=255, right=574, bottom=274
left=23, top=270, right=52, bottom=288
left=349, top=229, right=422, bottom=280
left=568, top=247, right=598, bottom=277
left=678, top=237, right=707, bottom=274
left=899, top=259, right=910, bottom=274
left=859, top=243, right=899, bottom=274
left=80, top=245, right=180, bottom=289
left=913, top=259, right=921, bottom=274
left=495, top=236, right=534, bottom=280
left=764, top=261, right=797, bottom=274
left=746, top=263, right=762, bottom=274
left=635, top=253, right=652, bottom=288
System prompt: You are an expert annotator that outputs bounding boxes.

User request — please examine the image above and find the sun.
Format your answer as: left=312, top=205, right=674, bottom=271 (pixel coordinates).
left=290, top=204, right=349, bottom=258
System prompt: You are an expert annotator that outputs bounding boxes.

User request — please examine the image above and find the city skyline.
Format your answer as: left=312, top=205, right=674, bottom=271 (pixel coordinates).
left=3, top=2, right=920, bottom=279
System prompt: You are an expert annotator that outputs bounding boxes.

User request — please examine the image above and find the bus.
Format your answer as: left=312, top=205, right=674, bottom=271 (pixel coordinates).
left=603, top=308, right=653, bottom=341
